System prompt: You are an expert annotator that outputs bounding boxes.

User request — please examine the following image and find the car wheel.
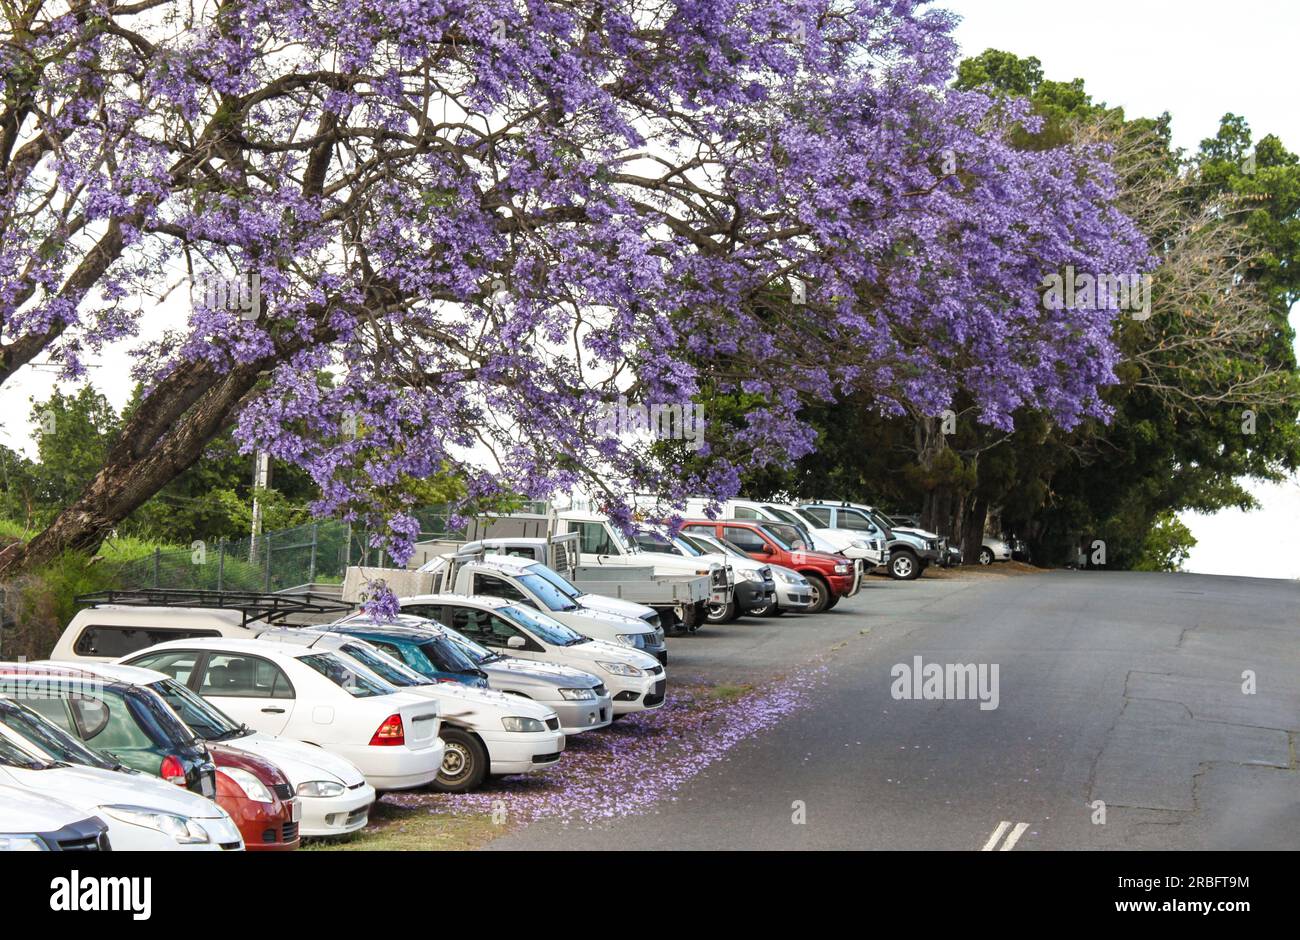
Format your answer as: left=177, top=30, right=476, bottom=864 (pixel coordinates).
left=706, top=600, right=736, bottom=623
left=434, top=728, right=489, bottom=793
left=824, top=593, right=840, bottom=611
left=890, top=551, right=921, bottom=580
left=978, top=547, right=994, bottom=566
left=805, top=574, right=832, bottom=613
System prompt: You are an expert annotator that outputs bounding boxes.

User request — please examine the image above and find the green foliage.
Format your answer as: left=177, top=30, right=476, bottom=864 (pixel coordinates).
left=1133, top=511, right=1197, bottom=572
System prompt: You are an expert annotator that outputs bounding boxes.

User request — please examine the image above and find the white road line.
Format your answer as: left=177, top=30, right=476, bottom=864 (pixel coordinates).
left=981, top=821, right=1010, bottom=851
left=999, top=822, right=1030, bottom=851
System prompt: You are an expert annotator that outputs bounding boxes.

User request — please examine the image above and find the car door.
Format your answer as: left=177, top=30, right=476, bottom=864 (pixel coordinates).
left=195, top=652, right=296, bottom=735
left=723, top=525, right=773, bottom=563
left=446, top=605, right=545, bottom=662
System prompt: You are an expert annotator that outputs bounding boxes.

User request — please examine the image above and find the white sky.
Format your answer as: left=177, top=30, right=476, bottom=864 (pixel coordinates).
left=2, top=2, right=1297, bottom=578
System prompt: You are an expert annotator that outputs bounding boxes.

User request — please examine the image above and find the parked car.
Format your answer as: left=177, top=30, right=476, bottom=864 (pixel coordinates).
left=978, top=536, right=1013, bottom=565
left=0, top=663, right=218, bottom=798
left=115, top=638, right=444, bottom=792
left=324, top=615, right=614, bottom=735
left=238, top=628, right=566, bottom=793
left=680, top=497, right=887, bottom=566
left=398, top=595, right=666, bottom=716
left=0, top=785, right=111, bottom=852
left=676, top=531, right=812, bottom=616
left=71, top=659, right=375, bottom=839
left=680, top=519, right=860, bottom=613
left=0, top=732, right=243, bottom=851
left=800, top=502, right=944, bottom=580
left=632, top=531, right=777, bottom=622
left=5, top=662, right=298, bottom=850
left=419, top=554, right=668, bottom=661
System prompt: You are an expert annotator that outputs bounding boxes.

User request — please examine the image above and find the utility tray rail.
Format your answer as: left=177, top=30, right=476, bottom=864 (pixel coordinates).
left=73, top=589, right=354, bottom=627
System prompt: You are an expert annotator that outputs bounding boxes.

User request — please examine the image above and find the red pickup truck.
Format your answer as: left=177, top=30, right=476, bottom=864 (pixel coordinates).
left=680, top=519, right=861, bottom=613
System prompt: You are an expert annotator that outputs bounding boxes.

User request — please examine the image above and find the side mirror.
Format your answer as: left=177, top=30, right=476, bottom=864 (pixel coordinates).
left=506, top=636, right=526, bottom=649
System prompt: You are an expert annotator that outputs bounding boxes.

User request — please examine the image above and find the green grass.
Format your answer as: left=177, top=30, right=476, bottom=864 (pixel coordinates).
left=302, top=802, right=501, bottom=851
left=703, top=682, right=755, bottom=701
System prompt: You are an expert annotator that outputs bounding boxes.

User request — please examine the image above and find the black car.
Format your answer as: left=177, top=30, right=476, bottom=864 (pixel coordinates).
left=0, top=664, right=218, bottom=800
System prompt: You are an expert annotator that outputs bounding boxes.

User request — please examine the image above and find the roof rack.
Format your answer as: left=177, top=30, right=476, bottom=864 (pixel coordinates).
left=72, top=589, right=355, bottom=628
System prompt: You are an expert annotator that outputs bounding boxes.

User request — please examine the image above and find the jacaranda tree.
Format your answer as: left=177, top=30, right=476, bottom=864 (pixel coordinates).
left=0, top=0, right=1150, bottom=573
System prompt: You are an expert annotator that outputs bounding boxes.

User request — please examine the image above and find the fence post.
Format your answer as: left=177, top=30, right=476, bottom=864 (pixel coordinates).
left=217, top=539, right=226, bottom=592
left=152, top=548, right=161, bottom=588
left=308, top=524, right=319, bottom=585
left=263, top=530, right=273, bottom=592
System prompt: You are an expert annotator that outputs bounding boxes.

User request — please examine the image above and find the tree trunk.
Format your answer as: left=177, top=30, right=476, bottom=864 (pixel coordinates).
left=961, top=496, right=988, bottom=564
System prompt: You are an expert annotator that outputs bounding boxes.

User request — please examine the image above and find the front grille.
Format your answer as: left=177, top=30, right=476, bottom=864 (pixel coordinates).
left=545, top=717, right=560, bottom=731
left=272, top=783, right=294, bottom=801
left=531, top=752, right=562, bottom=764
left=282, top=821, right=299, bottom=842
left=346, top=808, right=368, bottom=826
left=220, top=842, right=242, bottom=851
left=57, top=835, right=102, bottom=852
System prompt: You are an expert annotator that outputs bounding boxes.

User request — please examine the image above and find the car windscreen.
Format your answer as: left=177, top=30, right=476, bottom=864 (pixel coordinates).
left=439, top=627, right=500, bottom=664
left=298, top=653, right=392, bottom=698
left=0, top=735, right=50, bottom=769
left=498, top=604, right=588, bottom=646
left=670, top=537, right=705, bottom=557
left=516, top=573, right=580, bottom=612
left=148, top=678, right=245, bottom=742
left=522, top=564, right=582, bottom=600
left=341, top=642, right=434, bottom=687
left=759, top=524, right=797, bottom=550
left=0, top=701, right=116, bottom=770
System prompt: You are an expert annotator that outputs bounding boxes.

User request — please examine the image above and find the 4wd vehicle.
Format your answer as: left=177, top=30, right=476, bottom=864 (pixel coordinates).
left=680, top=519, right=860, bottom=613
left=677, top=531, right=812, bottom=616
left=632, top=531, right=776, bottom=623
left=681, top=497, right=888, bottom=566
left=0, top=786, right=111, bottom=852
left=801, top=502, right=943, bottom=580
left=324, top=615, right=614, bottom=735
left=398, top=595, right=666, bottom=717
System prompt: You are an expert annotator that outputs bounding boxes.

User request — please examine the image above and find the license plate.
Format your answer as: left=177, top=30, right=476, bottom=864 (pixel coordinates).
left=290, top=799, right=302, bottom=823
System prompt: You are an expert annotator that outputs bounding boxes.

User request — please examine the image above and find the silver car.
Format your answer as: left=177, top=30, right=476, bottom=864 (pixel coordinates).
left=680, top=532, right=812, bottom=616
left=331, top=614, right=615, bottom=734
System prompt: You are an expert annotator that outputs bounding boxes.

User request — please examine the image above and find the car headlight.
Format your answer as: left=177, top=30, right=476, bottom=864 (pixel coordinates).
left=297, top=780, right=346, bottom=798
left=774, top=569, right=797, bottom=584
left=741, top=568, right=763, bottom=583
left=0, top=834, right=47, bottom=851
left=220, top=767, right=274, bottom=803
left=834, top=563, right=851, bottom=574
left=501, top=716, right=546, bottom=733
left=101, top=805, right=211, bottom=845
left=558, top=688, right=597, bottom=701
left=851, top=539, right=870, bottom=549
left=614, top=633, right=644, bottom=648
left=597, top=661, right=645, bottom=678
left=643, top=613, right=661, bottom=629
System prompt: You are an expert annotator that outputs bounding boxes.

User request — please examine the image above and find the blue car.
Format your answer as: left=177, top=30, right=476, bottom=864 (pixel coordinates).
left=319, top=620, right=489, bottom=688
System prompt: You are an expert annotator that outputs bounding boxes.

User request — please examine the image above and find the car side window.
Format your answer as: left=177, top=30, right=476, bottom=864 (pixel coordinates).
left=368, top=639, right=412, bottom=663
left=448, top=606, right=498, bottom=646
left=682, top=524, right=716, bottom=537
left=473, top=573, right=528, bottom=603
left=402, top=603, right=440, bottom=621
left=73, top=626, right=220, bottom=658
left=130, top=650, right=202, bottom=685
left=487, top=615, right=530, bottom=647
left=200, top=654, right=294, bottom=700
left=733, top=506, right=760, bottom=520
left=838, top=510, right=877, bottom=532
left=724, top=526, right=767, bottom=554
left=23, top=696, right=73, bottom=732
left=804, top=507, right=832, bottom=525
left=69, top=692, right=154, bottom=751
left=574, top=521, right=616, bottom=554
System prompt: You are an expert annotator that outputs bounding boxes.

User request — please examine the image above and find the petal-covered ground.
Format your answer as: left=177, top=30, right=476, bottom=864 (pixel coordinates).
left=384, top=665, right=828, bottom=830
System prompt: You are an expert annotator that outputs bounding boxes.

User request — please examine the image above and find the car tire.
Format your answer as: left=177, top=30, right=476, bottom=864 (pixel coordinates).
left=978, top=547, right=994, bottom=566
left=434, top=727, right=489, bottom=793
left=824, top=594, right=840, bottom=611
left=805, top=574, right=832, bottom=613
left=706, top=600, right=736, bottom=623
left=889, top=550, right=921, bottom=580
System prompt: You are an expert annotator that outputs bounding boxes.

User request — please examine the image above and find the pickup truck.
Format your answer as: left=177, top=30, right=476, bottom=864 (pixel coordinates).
left=680, top=497, right=889, bottom=568
left=800, top=502, right=944, bottom=580
left=417, top=552, right=669, bottom=662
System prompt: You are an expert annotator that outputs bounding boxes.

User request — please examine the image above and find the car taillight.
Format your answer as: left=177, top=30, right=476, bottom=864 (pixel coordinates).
left=160, top=754, right=188, bottom=786
left=369, top=714, right=405, bottom=746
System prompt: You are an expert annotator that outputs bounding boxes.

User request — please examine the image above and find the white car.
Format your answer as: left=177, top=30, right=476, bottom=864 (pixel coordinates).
left=68, top=660, right=376, bottom=838
left=678, top=531, right=813, bottom=615
left=978, top=537, right=1013, bottom=565
left=245, top=628, right=566, bottom=793
left=0, top=786, right=110, bottom=852
left=116, top=638, right=444, bottom=792
left=484, top=553, right=662, bottom=628
left=0, top=726, right=243, bottom=851
left=399, top=595, right=666, bottom=716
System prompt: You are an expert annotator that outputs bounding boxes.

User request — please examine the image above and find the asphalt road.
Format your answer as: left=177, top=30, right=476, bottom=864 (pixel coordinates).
left=490, top=570, right=1300, bottom=850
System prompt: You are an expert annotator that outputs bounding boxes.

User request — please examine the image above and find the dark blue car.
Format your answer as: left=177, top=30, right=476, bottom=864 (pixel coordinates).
left=315, top=618, right=489, bottom=688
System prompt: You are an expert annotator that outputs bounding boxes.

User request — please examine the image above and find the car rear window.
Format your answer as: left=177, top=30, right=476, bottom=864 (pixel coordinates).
left=73, top=625, right=221, bottom=658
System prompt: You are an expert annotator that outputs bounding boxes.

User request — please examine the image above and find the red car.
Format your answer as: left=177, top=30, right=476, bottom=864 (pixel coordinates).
left=682, top=519, right=861, bottom=613
left=211, top=745, right=301, bottom=852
